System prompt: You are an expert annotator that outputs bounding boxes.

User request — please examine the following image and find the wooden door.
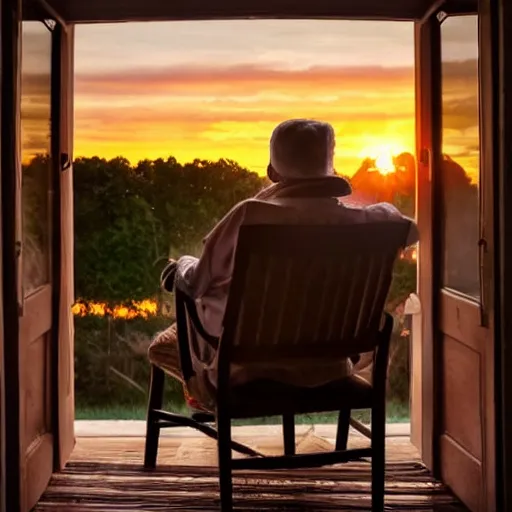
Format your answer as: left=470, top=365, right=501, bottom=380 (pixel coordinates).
left=18, top=9, right=57, bottom=511
left=3, top=0, right=75, bottom=509
left=415, top=3, right=495, bottom=511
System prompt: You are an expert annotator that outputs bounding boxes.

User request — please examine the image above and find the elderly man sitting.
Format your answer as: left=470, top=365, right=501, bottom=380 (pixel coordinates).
left=148, top=119, right=418, bottom=413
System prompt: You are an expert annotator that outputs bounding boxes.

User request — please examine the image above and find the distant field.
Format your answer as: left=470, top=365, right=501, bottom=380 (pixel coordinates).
left=75, top=400, right=409, bottom=424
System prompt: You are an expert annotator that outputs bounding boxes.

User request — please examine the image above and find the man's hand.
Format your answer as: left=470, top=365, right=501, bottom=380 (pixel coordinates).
left=160, top=259, right=177, bottom=292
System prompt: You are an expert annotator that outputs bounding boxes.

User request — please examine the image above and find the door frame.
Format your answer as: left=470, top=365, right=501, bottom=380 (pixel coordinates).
left=477, top=0, right=498, bottom=509
left=1, top=0, right=22, bottom=509
left=413, top=6, right=441, bottom=473
left=496, top=0, right=512, bottom=509
left=0, top=1, right=5, bottom=509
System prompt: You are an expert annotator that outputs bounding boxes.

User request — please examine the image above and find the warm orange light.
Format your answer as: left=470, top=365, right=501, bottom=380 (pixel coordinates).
left=72, top=299, right=158, bottom=319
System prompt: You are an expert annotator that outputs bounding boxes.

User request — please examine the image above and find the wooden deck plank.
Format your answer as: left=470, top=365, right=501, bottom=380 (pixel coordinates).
left=35, top=435, right=467, bottom=511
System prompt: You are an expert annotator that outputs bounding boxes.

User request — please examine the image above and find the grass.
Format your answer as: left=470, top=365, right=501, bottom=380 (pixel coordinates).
left=75, top=400, right=410, bottom=424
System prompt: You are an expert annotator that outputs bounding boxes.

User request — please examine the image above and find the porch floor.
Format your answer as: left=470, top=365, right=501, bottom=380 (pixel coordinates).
left=35, top=426, right=467, bottom=511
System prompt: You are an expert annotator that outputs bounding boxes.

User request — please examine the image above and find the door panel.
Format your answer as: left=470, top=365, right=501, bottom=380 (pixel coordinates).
left=439, top=291, right=486, bottom=352
left=440, top=434, right=482, bottom=512
left=441, top=333, right=481, bottom=459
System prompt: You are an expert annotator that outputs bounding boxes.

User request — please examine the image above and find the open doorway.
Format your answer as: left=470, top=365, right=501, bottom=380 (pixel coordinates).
left=68, top=19, right=417, bottom=430
left=12, top=0, right=496, bottom=508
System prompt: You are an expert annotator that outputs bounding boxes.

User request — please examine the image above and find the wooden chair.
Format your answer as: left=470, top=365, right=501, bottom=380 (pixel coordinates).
left=144, top=222, right=410, bottom=511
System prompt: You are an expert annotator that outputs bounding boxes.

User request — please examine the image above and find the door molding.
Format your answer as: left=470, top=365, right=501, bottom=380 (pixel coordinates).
left=55, top=22, right=76, bottom=469
left=413, top=13, right=441, bottom=473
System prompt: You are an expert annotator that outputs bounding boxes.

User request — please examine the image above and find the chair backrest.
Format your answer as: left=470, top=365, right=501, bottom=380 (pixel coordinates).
left=220, top=221, right=410, bottom=365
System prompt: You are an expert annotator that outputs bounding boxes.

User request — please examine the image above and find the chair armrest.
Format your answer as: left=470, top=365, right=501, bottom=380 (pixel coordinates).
left=174, top=288, right=220, bottom=382
left=179, top=291, right=220, bottom=350
left=160, top=260, right=177, bottom=292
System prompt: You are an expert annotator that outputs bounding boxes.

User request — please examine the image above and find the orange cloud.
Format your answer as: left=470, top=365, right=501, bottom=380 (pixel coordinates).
left=75, top=64, right=414, bottom=96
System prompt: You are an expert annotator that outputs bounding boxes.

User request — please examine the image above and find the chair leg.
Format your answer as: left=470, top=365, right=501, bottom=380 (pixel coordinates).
left=144, top=365, right=165, bottom=469
left=371, top=406, right=386, bottom=512
left=282, top=414, right=295, bottom=455
left=335, top=408, right=351, bottom=451
left=217, top=411, right=233, bottom=512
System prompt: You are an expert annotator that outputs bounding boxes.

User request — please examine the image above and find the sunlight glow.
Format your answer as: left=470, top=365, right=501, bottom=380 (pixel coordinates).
left=375, top=153, right=395, bottom=174
left=361, top=143, right=405, bottom=175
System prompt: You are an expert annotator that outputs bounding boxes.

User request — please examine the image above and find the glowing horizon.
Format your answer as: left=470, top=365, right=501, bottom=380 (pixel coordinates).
left=19, top=19, right=479, bottom=181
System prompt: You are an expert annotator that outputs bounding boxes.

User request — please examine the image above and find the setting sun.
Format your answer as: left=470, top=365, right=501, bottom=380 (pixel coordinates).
left=361, top=143, right=406, bottom=175
left=375, top=153, right=395, bottom=174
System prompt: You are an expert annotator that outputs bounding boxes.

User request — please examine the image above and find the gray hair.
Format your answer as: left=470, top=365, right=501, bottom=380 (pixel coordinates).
left=269, top=119, right=335, bottom=179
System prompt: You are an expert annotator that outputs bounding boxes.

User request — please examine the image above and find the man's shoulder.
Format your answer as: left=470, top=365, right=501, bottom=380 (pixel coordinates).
left=342, top=200, right=401, bottom=216
left=337, top=200, right=417, bottom=236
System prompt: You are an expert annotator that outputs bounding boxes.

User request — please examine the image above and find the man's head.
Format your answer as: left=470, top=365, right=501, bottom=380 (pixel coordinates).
left=268, top=119, right=335, bottom=182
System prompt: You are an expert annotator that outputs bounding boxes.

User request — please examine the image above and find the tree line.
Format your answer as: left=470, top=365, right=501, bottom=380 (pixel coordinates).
left=73, top=156, right=266, bottom=305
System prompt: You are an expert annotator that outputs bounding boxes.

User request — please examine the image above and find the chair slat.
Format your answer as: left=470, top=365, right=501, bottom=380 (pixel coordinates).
left=234, top=257, right=264, bottom=347
left=252, top=256, right=283, bottom=348
left=222, top=222, right=410, bottom=364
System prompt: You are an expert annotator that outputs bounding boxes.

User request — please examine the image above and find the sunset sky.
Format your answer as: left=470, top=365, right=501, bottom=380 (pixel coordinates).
left=20, top=18, right=479, bottom=181
left=74, top=20, right=417, bottom=177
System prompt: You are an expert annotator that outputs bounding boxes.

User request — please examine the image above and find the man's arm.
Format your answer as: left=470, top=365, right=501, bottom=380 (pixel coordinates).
left=174, top=201, right=249, bottom=299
